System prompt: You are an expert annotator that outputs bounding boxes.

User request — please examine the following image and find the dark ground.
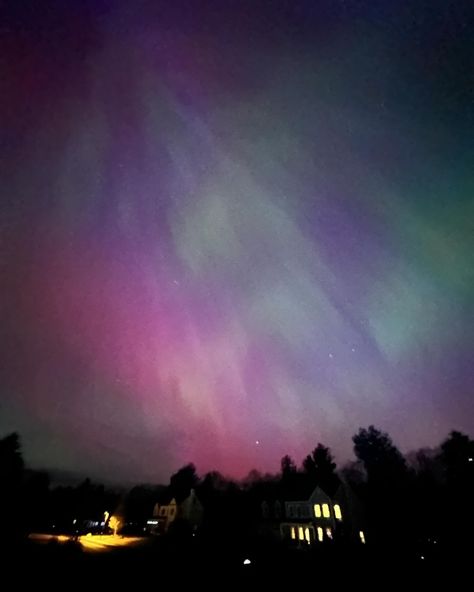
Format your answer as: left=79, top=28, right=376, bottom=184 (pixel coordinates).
left=2, top=534, right=469, bottom=588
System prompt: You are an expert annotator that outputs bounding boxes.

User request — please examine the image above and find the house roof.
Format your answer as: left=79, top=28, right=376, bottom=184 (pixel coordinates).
left=262, top=479, right=355, bottom=505
left=156, top=487, right=201, bottom=507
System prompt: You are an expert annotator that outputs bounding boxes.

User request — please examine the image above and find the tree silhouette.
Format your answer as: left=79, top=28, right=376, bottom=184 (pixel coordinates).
left=124, top=485, right=165, bottom=525
left=243, top=469, right=263, bottom=487
left=280, top=455, right=297, bottom=478
left=170, top=463, right=199, bottom=501
left=0, top=432, right=25, bottom=537
left=199, top=471, right=232, bottom=498
left=438, top=431, right=474, bottom=552
left=439, top=430, right=474, bottom=485
left=197, top=471, right=242, bottom=538
left=313, top=444, right=338, bottom=489
left=0, top=432, right=24, bottom=481
left=302, top=443, right=339, bottom=494
left=302, top=454, right=316, bottom=477
left=24, top=470, right=50, bottom=531
left=353, top=426, right=410, bottom=546
left=353, top=425, right=407, bottom=483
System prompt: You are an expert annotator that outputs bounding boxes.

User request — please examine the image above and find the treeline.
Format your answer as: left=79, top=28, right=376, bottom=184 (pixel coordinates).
left=1, top=427, right=473, bottom=553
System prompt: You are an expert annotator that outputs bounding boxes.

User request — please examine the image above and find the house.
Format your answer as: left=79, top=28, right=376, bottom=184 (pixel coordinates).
left=263, top=482, right=366, bottom=546
left=148, top=488, right=203, bottom=534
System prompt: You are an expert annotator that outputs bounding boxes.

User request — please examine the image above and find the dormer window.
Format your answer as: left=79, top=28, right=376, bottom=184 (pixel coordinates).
left=314, top=504, right=321, bottom=518
left=334, top=504, right=342, bottom=520
left=322, top=503, right=330, bottom=518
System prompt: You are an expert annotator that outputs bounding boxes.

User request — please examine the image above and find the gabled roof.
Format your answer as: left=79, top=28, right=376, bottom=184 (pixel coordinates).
left=307, top=485, right=333, bottom=504
left=156, top=487, right=202, bottom=507
left=284, top=482, right=350, bottom=504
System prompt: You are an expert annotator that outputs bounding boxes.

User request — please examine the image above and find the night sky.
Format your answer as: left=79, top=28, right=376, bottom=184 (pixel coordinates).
left=1, top=1, right=473, bottom=484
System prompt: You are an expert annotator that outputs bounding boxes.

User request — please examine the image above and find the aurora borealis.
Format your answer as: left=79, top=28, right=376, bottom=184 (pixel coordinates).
left=1, top=1, right=473, bottom=483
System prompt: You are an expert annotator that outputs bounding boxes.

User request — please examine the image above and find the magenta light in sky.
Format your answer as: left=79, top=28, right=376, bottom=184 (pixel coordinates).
left=1, top=1, right=473, bottom=483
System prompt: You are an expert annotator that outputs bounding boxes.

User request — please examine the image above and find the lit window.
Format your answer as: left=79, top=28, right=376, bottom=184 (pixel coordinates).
left=317, top=527, right=323, bottom=542
left=314, top=504, right=321, bottom=518
left=305, top=527, right=311, bottom=543
left=291, top=527, right=296, bottom=540
left=326, top=528, right=332, bottom=539
left=359, top=531, right=366, bottom=544
left=334, top=504, right=342, bottom=520
left=298, top=526, right=304, bottom=541
left=322, top=503, right=330, bottom=518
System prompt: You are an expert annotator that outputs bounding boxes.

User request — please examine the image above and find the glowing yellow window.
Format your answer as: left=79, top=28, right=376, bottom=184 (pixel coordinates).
left=334, top=504, right=342, bottom=520
left=314, top=504, right=321, bottom=518
left=298, top=526, right=304, bottom=541
left=317, top=527, right=323, bottom=542
left=305, top=527, right=311, bottom=543
left=322, top=503, right=330, bottom=518
left=326, top=528, right=333, bottom=539
left=359, top=531, right=366, bottom=544
left=291, top=527, right=296, bottom=540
